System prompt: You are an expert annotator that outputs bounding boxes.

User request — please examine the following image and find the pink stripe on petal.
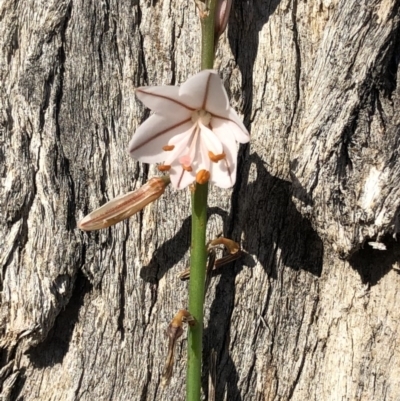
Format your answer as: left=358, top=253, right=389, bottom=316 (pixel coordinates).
left=129, top=115, right=192, bottom=164
left=209, top=140, right=237, bottom=188
left=179, top=70, right=214, bottom=110
left=203, top=72, right=230, bottom=114
left=199, top=123, right=223, bottom=155
left=136, top=86, right=195, bottom=115
left=170, top=163, right=195, bottom=189
left=212, top=116, right=249, bottom=144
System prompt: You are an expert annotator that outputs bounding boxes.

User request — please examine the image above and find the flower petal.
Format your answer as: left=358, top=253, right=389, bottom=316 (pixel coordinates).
left=164, top=125, right=196, bottom=166
left=211, top=115, right=250, bottom=144
left=192, top=134, right=211, bottom=173
left=199, top=135, right=211, bottom=172
left=203, top=71, right=230, bottom=115
left=170, top=163, right=195, bottom=189
left=209, top=136, right=238, bottom=188
left=169, top=131, right=212, bottom=189
left=128, top=114, right=192, bottom=164
left=179, top=70, right=228, bottom=111
left=199, top=123, right=223, bottom=156
left=136, top=86, right=194, bottom=116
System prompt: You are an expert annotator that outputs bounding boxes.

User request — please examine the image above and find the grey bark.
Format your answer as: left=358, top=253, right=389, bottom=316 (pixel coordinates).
left=1, top=0, right=400, bottom=400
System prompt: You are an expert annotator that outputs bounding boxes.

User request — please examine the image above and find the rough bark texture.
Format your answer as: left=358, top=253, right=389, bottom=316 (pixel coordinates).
left=1, top=0, right=400, bottom=400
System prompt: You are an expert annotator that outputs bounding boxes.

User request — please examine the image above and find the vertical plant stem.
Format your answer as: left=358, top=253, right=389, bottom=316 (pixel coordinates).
left=200, top=3, right=217, bottom=70
left=187, top=183, right=209, bottom=401
left=187, top=1, right=217, bottom=400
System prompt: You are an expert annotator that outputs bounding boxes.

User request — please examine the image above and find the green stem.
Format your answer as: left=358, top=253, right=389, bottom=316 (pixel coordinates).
left=200, top=3, right=217, bottom=70
left=187, top=183, right=209, bottom=401
left=187, top=1, right=217, bottom=400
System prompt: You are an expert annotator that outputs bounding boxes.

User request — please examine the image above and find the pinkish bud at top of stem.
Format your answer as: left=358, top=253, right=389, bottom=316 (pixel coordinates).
left=78, top=176, right=170, bottom=231
left=214, top=0, right=232, bottom=40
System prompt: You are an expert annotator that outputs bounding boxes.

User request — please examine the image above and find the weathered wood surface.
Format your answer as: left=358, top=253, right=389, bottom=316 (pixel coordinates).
left=1, top=0, right=400, bottom=400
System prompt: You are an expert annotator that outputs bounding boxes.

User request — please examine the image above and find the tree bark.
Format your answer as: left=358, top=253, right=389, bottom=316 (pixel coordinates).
left=1, top=0, right=400, bottom=400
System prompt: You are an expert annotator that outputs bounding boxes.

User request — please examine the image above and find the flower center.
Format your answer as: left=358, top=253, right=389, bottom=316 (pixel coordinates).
left=191, top=109, right=211, bottom=126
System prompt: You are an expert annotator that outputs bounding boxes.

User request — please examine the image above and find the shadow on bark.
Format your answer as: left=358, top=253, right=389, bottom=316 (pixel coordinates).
left=202, top=150, right=323, bottom=400
left=26, top=270, right=92, bottom=367
left=228, top=0, right=282, bottom=128
left=236, top=152, right=324, bottom=277
left=140, top=149, right=324, bottom=399
left=139, top=216, right=191, bottom=283
left=349, top=234, right=400, bottom=286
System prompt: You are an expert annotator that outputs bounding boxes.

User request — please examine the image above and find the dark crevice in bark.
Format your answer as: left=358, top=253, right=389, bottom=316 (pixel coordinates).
left=5, top=168, right=37, bottom=268
left=56, top=2, right=75, bottom=231
left=253, top=286, right=274, bottom=347
left=143, top=234, right=159, bottom=328
left=117, top=230, right=128, bottom=339
left=289, top=0, right=301, bottom=133
left=170, top=22, right=176, bottom=86
left=74, top=367, right=85, bottom=401
left=139, top=361, right=153, bottom=401
left=99, top=126, right=111, bottom=205
left=378, top=33, right=400, bottom=98
left=286, top=347, right=307, bottom=400
left=137, top=3, right=149, bottom=86
left=287, top=291, right=319, bottom=399
left=38, top=70, right=55, bottom=134
left=7, top=367, right=26, bottom=401
left=336, top=115, right=356, bottom=180
left=27, top=270, right=92, bottom=367
left=0, top=343, right=17, bottom=372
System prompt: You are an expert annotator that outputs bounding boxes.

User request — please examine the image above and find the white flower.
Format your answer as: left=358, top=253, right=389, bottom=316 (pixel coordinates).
left=128, top=70, right=250, bottom=189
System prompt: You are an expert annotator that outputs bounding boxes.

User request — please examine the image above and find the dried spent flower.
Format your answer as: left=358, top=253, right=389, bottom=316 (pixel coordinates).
left=161, top=310, right=195, bottom=387
left=179, top=237, right=241, bottom=280
left=78, top=176, right=169, bottom=231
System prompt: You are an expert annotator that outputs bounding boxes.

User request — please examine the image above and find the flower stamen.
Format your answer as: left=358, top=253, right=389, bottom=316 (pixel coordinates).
left=163, top=145, right=175, bottom=151
left=158, top=165, right=171, bottom=172
left=208, top=151, right=226, bottom=163
left=196, top=169, right=210, bottom=184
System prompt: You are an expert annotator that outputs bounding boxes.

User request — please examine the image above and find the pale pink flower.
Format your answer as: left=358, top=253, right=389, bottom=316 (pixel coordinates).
left=128, top=70, right=249, bottom=189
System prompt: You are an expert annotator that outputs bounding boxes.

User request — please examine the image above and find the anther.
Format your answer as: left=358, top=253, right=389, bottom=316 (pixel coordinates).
left=208, top=151, right=226, bottom=163
left=196, top=169, right=210, bottom=184
left=158, top=165, right=171, bottom=172
left=162, top=145, right=175, bottom=151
